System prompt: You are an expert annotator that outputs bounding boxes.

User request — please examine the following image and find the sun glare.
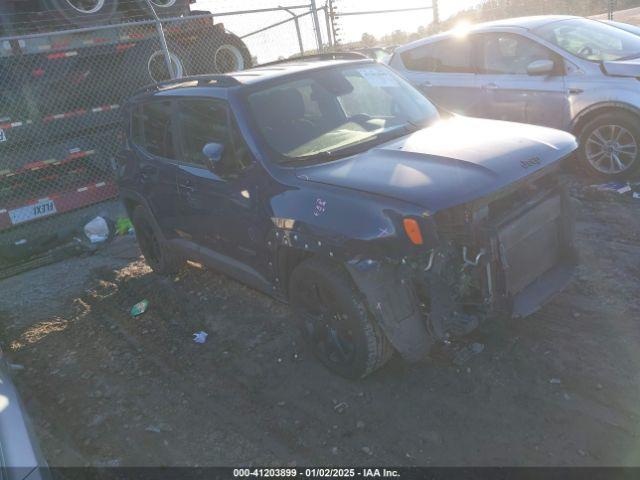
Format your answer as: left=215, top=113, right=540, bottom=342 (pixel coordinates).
left=452, top=20, right=472, bottom=37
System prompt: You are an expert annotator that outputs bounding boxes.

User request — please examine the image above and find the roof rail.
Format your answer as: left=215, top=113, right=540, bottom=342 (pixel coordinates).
left=133, top=74, right=241, bottom=97
left=254, top=52, right=370, bottom=68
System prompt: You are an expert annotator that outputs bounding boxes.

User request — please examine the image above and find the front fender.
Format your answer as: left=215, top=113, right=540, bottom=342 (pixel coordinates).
left=345, top=258, right=433, bottom=362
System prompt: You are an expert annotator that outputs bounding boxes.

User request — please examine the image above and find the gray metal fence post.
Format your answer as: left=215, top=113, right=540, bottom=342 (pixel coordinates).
left=309, top=0, right=324, bottom=52
left=282, top=7, right=305, bottom=55
left=144, top=0, right=176, bottom=80
left=323, top=4, right=333, bottom=49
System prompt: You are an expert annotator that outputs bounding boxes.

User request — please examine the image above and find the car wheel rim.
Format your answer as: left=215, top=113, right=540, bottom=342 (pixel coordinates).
left=214, top=44, right=244, bottom=73
left=64, top=0, right=105, bottom=14
left=297, top=281, right=356, bottom=367
left=150, top=0, right=177, bottom=8
left=586, top=124, right=638, bottom=174
left=148, top=50, right=184, bottom=83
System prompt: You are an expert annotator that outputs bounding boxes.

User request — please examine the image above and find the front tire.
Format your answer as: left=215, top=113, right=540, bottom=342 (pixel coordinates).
left=131, top=205, right=182, bottom=275
left=289, top=258, right=394, bottom=379
left=578, top=111, right=640, bottom=180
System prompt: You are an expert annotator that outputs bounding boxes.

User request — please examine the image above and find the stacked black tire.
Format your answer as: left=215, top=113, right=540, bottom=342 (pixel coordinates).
left=0, top=1, right=252, bottom=269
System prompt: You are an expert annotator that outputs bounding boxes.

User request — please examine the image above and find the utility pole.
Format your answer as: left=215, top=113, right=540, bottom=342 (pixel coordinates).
left=608, top=0, right=616, bottom=20
left=323, top=2, right=333, bottom=49
left=328, top=0, right=340, bottom=47
left=432, top=0, right=439, bottom=26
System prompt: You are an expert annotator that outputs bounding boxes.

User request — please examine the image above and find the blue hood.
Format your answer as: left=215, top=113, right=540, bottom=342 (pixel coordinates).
left=295, top=116, right=577, bottom=212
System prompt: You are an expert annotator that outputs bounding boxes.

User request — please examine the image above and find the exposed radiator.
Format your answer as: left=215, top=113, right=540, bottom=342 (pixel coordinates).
left=497, top=194, right=562, bottom=295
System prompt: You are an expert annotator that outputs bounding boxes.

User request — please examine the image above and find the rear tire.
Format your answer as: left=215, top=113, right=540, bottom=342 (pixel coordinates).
left=577, top=111, right=640, bottom=180
left=121, top=39, right=192, bottom=87
left=189, top=30, right=253, bottom=74
left=41, top=0, right=119, bottom=27
left=146, top=42, right=192, bottom=83
left=289, top=258, right=394, bottom=379
left=133, top=0, right=189, bottom=18
left=213, top=33, right=252, bottom=73
left=131, top=205, right=182, bottom=275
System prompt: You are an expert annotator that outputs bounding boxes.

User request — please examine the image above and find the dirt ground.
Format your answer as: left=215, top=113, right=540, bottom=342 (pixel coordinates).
left=1, top=176, right=640, bottom=467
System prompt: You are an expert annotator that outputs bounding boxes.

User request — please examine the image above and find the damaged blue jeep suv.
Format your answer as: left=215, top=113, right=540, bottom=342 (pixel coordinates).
left=117, top=54, right=579, bottom=378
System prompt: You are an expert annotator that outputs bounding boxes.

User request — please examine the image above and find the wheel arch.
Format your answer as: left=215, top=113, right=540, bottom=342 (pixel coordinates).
left=119, top=191, right=166, bottom=241
left=571, top=102, right=640, bottom=136
left=276, top=246, right=315, bottom=300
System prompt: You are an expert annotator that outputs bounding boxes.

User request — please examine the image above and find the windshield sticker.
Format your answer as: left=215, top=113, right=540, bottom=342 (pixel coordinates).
left=358, top=68, right=400, bottom=88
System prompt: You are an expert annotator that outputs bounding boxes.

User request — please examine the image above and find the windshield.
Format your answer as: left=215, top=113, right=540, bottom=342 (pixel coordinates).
left=605, top=20, right=640, bottom=37
left=535, top=18, right=640, bottom=62
left=246, top=63, right=439, bottom=164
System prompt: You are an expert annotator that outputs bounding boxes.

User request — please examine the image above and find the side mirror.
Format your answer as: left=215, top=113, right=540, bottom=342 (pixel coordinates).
left=527, top=59, right=555, bottom=76
left=202, top=142, right=225, bottom=170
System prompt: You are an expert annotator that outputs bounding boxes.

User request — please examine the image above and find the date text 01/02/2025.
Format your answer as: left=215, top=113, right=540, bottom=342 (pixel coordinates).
left=232, top=468, right=401, bottom=478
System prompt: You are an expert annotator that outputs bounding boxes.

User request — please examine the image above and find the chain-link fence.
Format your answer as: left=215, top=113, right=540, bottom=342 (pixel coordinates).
left=0, top=0, right=329, bottom=273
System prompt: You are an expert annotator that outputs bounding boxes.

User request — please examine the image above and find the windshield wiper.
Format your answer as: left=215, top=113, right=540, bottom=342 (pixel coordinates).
left=617, top=52, right=640, bottom=61
left=279, top=121, right=428, bottom=167
left=406, top=119, right=429, bottom=130
left=279, top=150, right=342, bottom=166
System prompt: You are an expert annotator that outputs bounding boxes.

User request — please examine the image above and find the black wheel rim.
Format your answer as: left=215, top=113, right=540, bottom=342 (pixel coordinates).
left=136, top=218, right=162, bottom=268
left=296, top=280, right=356, bottom=367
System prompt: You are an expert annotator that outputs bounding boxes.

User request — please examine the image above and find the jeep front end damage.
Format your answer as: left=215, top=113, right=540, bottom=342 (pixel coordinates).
left=347, top=171, right=577, bottom=362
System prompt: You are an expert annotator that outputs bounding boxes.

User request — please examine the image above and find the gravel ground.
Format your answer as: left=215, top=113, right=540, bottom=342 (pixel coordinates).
left=1, top=177, right=639, bottom=467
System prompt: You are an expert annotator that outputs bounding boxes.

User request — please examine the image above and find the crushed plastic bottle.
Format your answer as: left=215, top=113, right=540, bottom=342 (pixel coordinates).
left=193, top=331, right=208, bottom=344
left=130, top=299, right=149, bottom=317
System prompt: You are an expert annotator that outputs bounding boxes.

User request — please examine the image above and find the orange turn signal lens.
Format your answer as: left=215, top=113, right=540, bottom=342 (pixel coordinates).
left=403, top=218, right=423, bottom=245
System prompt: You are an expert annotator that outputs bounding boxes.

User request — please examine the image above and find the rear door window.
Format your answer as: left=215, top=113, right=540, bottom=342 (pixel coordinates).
left=134, top=100, right=176, bottom=159
left=401, top=38, right=474, bottom=73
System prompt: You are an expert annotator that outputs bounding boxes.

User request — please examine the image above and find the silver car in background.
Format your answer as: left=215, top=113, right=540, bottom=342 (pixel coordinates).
left=0, top=347, right=48, bottom=480
left=388, top=16, right=640, bottom=180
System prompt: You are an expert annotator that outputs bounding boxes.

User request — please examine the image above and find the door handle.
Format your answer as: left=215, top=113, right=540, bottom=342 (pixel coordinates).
left=568, top=88, right=583, bottom=95
left=421, top=81, right=433, bottom=88
left=483, top=83, right=499, bottom=90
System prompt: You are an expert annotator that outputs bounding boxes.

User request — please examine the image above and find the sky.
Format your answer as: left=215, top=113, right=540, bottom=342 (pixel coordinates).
left=193, top=0, right=482, bottom=62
